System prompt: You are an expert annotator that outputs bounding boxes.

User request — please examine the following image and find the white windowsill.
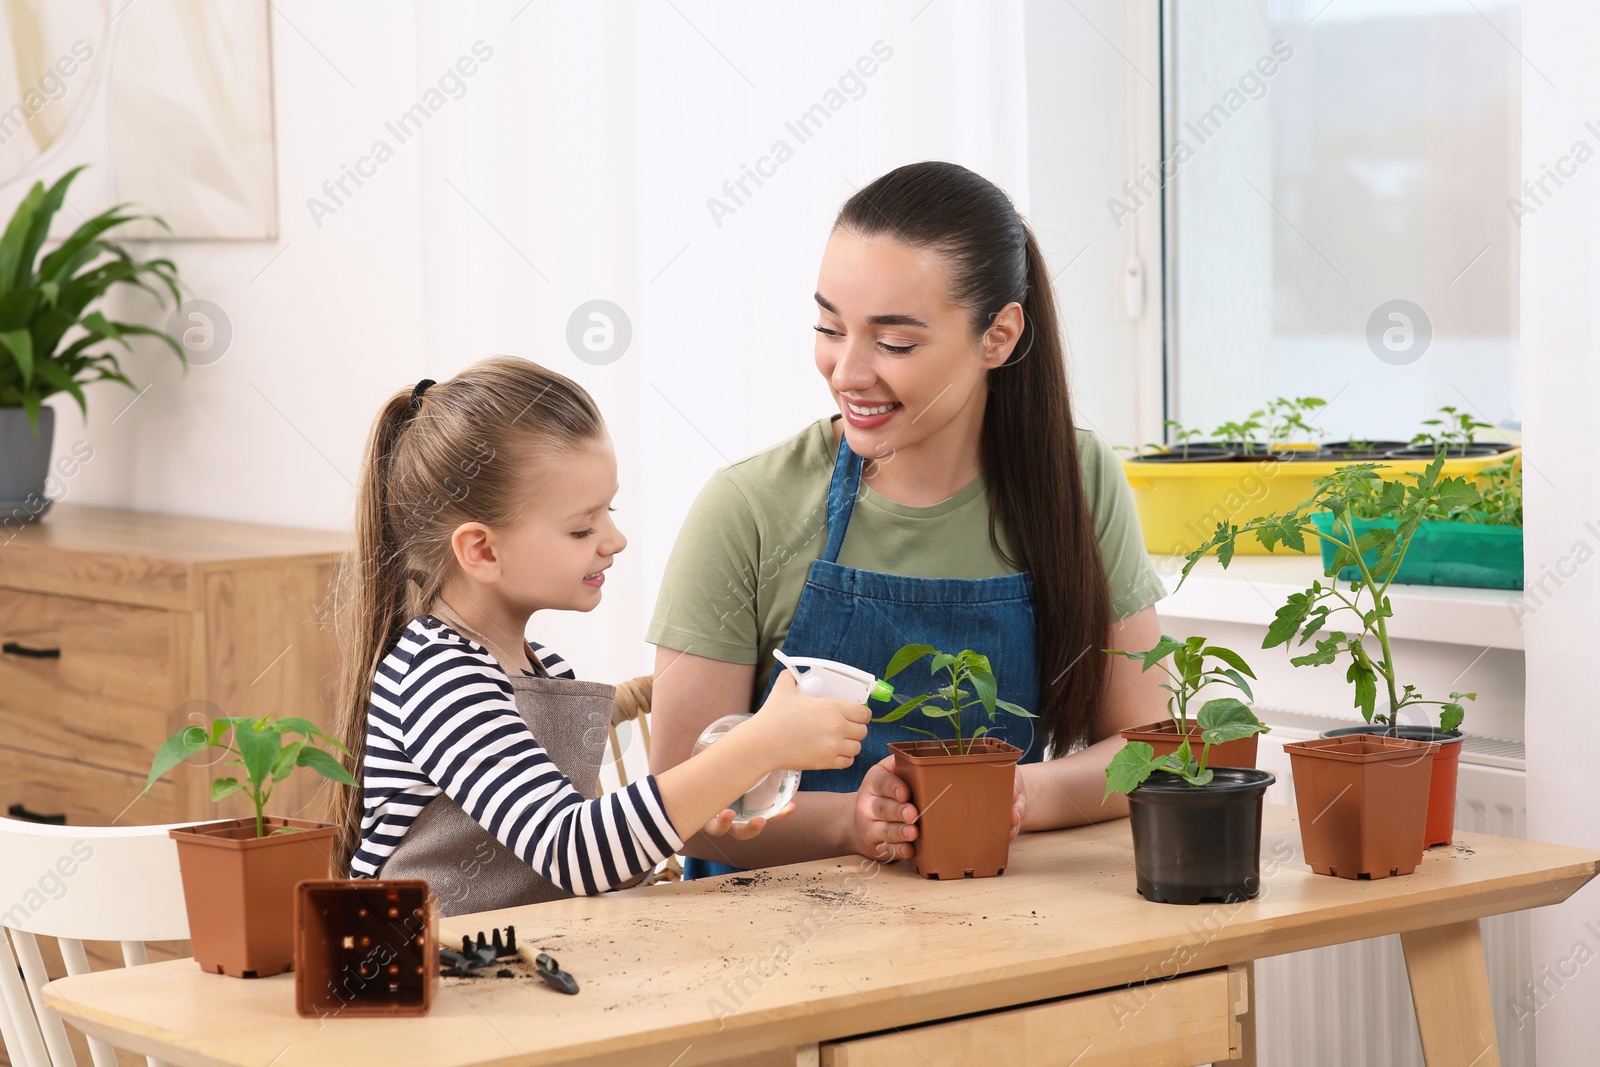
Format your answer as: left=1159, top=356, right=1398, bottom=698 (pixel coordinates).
left=1150, top=553, right=1526, bottom=652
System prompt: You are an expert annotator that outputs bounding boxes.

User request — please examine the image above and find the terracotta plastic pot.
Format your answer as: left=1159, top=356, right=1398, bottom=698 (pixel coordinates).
left=1285, top=735, right=1432, bottom=879
left=295, top=880, right=437, bottom=1018
left=169, top=817, right=336, bottom=978
left=1119, top=720, right=1260, bottom=770
left=1126, top=768, right=1276, bottom=905
left=1321, top=724, right=1462, bottom=847
left=890, top=738, right=1022, bottom=879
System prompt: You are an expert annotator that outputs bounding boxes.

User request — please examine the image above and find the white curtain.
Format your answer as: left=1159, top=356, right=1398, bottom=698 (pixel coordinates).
left=414, top=1, right=1032, bottom=685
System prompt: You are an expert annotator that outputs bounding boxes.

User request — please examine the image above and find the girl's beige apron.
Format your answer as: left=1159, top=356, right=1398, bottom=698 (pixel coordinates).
left=377, top=608, right=614, bottom=917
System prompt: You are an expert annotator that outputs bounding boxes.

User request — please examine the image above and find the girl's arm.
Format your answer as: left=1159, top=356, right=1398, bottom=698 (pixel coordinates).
left=1015, top=604, right=1169, bottom=829
left=650, top=647, right=866, bottom=867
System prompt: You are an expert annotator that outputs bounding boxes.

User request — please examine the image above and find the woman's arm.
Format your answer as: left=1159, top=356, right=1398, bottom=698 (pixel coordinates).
left=650, top=646, right=867, bottom=867
left=1017, top=604, right=1169, bottom=830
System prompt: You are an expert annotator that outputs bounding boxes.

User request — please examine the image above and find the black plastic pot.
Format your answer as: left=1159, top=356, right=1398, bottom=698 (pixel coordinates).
left=1126, top=768, right=1276, bottom=905
left=1322, top=439, right=1411, bottom=460
left=1134, top=445, right=1236, bottom=463
left=1385, top=443, right=1513, bottom=459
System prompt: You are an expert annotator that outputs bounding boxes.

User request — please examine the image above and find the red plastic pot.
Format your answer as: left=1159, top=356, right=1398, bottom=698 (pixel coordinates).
left=1322, top=725, right=1462, bottom=847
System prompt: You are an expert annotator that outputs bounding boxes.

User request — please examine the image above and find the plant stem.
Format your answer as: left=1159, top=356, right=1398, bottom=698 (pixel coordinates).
left=1338, top=510, right=1403, bottom=736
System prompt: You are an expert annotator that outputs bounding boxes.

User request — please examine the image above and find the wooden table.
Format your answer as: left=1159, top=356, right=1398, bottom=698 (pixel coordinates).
left=42, top=806, right=1599, bottom=1067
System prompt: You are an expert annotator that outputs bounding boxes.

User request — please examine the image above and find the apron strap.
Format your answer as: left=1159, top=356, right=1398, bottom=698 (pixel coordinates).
left=821, top=433, right=865, bottom=564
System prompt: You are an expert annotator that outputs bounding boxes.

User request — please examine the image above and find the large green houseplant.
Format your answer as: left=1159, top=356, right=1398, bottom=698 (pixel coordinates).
left=145, top=714, right=354, bottom=978
left=1182, top=457, right=1478, bottom=875
left=0, top=166, right=184, bottom=519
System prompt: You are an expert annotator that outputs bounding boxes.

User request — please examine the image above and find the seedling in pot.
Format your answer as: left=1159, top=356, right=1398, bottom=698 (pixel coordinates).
left=875, top=644, right=1035, bottom=755
left=1212, top=412, right=1266, bottom=456
left=1163, top=419, right=1206, bottom=458
left=1102, top=637, right=1268, bottom=796
left=1265, top=396, right=1327, bottom=449
left=145, top=714, right=356, bottom=838
left=1181, top=457, right=1478, bottom=735
left=1411, top=405, right=1495, bottom=454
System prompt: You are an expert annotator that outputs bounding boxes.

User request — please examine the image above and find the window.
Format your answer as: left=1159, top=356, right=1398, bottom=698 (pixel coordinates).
left=1162, top=0, right=1521, bottom=444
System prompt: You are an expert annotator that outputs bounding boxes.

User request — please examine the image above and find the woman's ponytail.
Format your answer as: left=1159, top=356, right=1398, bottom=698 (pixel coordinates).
left=836, top=162, right=1110, bottom=756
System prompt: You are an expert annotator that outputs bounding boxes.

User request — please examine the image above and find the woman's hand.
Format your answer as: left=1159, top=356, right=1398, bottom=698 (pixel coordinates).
left=1011, top=764, right=1027, bottom=840
left=701, top=802, right=795, bottom=840
left=850, top=755, right=918, bottom=862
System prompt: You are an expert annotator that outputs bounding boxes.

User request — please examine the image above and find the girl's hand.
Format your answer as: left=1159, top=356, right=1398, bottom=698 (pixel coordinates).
left=850, top=754, right=917, bottom=862
left=752, top=670, right=870, bottom=772
left=701, top=802, right=795, bottom=840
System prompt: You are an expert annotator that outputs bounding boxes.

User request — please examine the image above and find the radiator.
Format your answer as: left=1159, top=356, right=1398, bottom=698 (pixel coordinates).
left=1251, top=710, right=1533, bottom=1067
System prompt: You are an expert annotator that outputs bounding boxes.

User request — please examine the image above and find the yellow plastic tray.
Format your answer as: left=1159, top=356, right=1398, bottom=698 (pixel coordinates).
left=1123, top=450, right=1515, bottom=557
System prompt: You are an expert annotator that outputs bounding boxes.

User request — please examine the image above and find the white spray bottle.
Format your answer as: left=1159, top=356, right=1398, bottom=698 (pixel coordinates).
left=691, top=651, right=894, bottom=823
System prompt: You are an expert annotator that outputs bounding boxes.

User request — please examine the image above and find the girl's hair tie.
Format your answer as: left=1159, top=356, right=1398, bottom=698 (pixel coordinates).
left=409, top=379, right=436, bottom=414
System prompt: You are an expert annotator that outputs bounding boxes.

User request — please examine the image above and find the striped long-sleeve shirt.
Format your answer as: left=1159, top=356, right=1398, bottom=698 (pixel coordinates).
left=350, top=615, right=683, bottom=894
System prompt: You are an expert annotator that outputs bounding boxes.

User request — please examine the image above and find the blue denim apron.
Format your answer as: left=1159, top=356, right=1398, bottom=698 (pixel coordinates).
left=686, top=434, right=1044, bottom=878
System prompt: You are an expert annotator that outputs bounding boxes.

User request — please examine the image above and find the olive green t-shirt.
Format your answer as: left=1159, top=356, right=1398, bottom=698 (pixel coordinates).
left=647, top=418, right=1165, bottom=695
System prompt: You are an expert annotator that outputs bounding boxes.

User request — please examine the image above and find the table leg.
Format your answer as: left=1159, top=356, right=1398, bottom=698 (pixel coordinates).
left=1232, top=961, right=1258, bottom=1066
left=1400, top=920, right=1501, bottom=1067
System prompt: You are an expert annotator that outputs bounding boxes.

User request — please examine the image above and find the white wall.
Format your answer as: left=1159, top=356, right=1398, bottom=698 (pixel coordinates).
left=16, top=2, right=1142, bottom=689
left=1521, top=0, right=1600, bottom=1058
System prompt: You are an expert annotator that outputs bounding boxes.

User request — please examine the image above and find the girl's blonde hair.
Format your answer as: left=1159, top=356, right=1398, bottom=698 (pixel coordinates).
left=327, top=356, right=604, bottom=875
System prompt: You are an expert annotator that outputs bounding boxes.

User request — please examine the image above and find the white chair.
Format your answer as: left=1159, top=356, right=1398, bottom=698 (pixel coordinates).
left=0, top=817, right=222, bottom=1067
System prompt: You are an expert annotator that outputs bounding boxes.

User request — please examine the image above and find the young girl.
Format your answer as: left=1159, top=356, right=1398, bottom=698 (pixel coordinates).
left=327, top=357, right=869, bottom=911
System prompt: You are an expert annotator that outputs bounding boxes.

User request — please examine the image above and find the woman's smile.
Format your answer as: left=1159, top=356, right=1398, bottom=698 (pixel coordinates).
left=842, top=396, right=903, bottom=428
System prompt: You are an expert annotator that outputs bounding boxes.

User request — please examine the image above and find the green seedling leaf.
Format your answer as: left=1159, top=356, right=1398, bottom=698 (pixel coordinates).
left=1440, top=704, right=1465, bottom=733
left=994, top=700, right=1036, bottom=718
left=1186, top=767, right=1215, bottom=787
left=970, top=669, right=998, bottom=716
left=272, top=739, right=307, bottom=782
left=883, top=644, right=935, bottom=680
left=234, top=721, right=282, bottom=791
left=144, top=726, right=208, bottom=792
left=297, top=745, right=356, bottom=786
left=931, top=652, right=956, bottom=675
left=1104, top=741, right=1158, bottom=798
left=1216, top=668, right=1255, bottom=702
left=1196, top=697, right=1267, bottom=746
left=210, top=777, right=243, bottom=803
left=873, top=692, right=936, bottom=723
left=274, top=716, right=344, bottom=748
left=1265, top=593, right=1312, bottom=649
left=1346, top=660, right=1378, bottom=721
left=1202, top=645, right=1256, bottom=678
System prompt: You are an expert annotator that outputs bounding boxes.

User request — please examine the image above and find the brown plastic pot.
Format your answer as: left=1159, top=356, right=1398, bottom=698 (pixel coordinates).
left=1285, top=735, right=1432, bottom=880
left=295, top=880, right=437, bottom=1018
left=890, top=738, right=1022, bottom=879
left=1119, top=720, right=1260, bottom=769
left=169, top=817, right=336, bottom=978
left=1321, top=724, right=1462, bottom=847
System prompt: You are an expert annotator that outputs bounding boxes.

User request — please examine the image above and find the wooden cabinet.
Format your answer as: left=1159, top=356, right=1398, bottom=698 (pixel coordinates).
left=0, top=505, right=349, bottom=829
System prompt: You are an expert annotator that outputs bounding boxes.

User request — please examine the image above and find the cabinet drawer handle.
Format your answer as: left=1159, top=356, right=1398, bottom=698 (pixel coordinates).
left=7, top=804, right=67, bottom=825
left=2, top=641, right=61, bottom=659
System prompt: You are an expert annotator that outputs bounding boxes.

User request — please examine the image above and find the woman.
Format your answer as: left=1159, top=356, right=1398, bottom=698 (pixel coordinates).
left=647, top=161, right=1168, bottom=876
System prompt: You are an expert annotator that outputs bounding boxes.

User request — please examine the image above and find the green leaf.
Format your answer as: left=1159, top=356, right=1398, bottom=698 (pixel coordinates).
left=1347, top=660, right=1378, bottom=721
left=1440, top=705, right=1465, bottom=733
left=210, top=777, right=244, bottom=803
left=969, top=669, right=998, bottom=716
left=994, top=699, right=1036, bottom=718
left=883, top=644, right=935, bottom=680
left=144, top=726, right=209, bottom=793
left=1187, top=767, right=1215, bottom=787
left=234, top=721, right=282, bottom=792
left=0, top=329, right=33, bottom=385
left=272, top=739, right=307, bottom=782
left=1196, top=697, right=1266, bottom=746
left=1104, top=742, right=1159, bottom=797
left=873, top=692, right=936, bottom=723
left=1217, top=668, right=1254, bottom=702
left=930, top=652, right=956, bottom=675
left=274, top=716, right=346, bottom=752
left=1202, top=645, right=1256, bottom=679
left=296, top=745, right=357, bottom=786
left=1140, top=636, right=1185, bottom=671
left=1265, top=592, right=1312, bottom=649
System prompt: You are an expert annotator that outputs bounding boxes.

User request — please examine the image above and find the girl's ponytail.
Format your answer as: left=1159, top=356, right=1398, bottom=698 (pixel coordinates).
left=324, top=358, right=604, bottom=876
left=328, top=390, right=417, bottom=876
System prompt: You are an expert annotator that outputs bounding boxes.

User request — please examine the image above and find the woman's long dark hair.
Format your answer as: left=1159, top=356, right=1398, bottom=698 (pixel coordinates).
left=836, top=161, right=1110, bottom=756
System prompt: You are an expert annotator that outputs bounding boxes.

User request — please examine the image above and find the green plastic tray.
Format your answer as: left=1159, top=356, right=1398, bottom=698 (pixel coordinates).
left=1310, top=513, right=1523, bottom=590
